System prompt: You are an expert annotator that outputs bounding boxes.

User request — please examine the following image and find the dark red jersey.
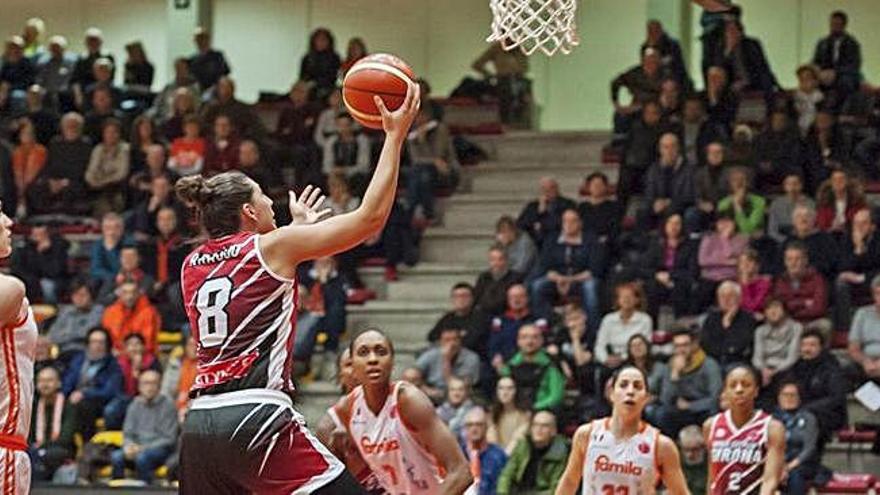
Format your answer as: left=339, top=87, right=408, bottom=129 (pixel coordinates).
left=708, top=409, right=771, bottom=495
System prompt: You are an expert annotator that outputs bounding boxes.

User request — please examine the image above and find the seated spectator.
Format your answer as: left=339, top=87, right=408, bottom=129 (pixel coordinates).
left=577, top=172, right=621, bottom=247
left=107, top=333, right=162, bottom=430
left=10, top=224, right=68, bottom=304
left=487, top=377, right=531, bottom=456
left=594, top=282, right=652, bottom=368
left=26, top=112, right=91, bottom=216
left=815, top=169, right=867, bottom=234
left=812, top=11, right=862, bottom=109
left=29, top=367, right=76, bottom=482
left=655, top=329, right=723, bottom=437
left=11, top=119, right=47, bottom=216
left=417, top=328, right=481, bottom=403
left=238, top=140, right=275, bottom=191
left=835, top=209, right=880, bottom=330
left=557, top=304, right=602, bottom=418
left=46, top=279, right=104, bottom=362
left=90, top=212, right=127, bottom=287
left=203, top=114, right=240, bottom=175
left=83, top=57, right=123, bottom=110
left=657, top=78, right=683, bottom=123
left=168, top=115, right=205, bottom=176
left=129, top=174, right=186, bottom=241
left=275, top=80, right=321, bottom=185
left=326, top=172, right=359, bottom=216
left=128, top=115, right=162, bottom=175
left=717, top=167, right=766, bottom=236
left=793, top=65, right=824, bottom=136
left=299, top=28, right=341, bottom=101
left=700, top=66, right=738, bottom=132
left=774, top=381, right=822, bottom=494
left=680, top=96, right=726, bottom=166
left=696, top=212, right=748, bottom=310
left=691, top=142, right=729, bottom=232
left=848, top=275, right=880, bottom=386
left=85, top=118, right=131, bottom=216
left=489, top=284, right=547, bottom=370
left=1, top=36, right=36, bottom=96
left=461, top=406, right=508, bottom=495
left=753, top=110, right=802, bottom=193
left=83, top=86, right=126, bottom=144
left=405, top=105, right=461, bottom=223
left=128, top=144, right=170, bottom=210
left=500, top=324, right=565, bottom=411
left=736, top=249, right=772, bottom=315
left=98, top=245, right=155, bottom=305
left=150, top=57, right=198, bottom=124
left=160, top=336, right=197, bottom=414
left=774, top=242, right=831, bottom=338
left=101, top=280, right=161, bottom=355
left=768, top=173, right=814, bottom=242
left=625, top=334, right=667, bottom=417
left=516, top=177, right=576, bottom=248
left=701, top=281, right=757, bottom=368
left=428, top=283, right=489, bottom=358
left=474, top=245, right=523, bottom=316
left=753, top=299, right=803, bottom=391
left=471, top=40, right=531, bottom=125
left=783, top=204, right=839, bottom=280
left=35, top=36, right=76, bottom=105
left=725, top=123, right=756, bottom=170
left=617, top=101, right=664, bottom=209
left=495, top=215, right=537, bottom=277
left=640, top=213, right=699, bottom=319
left=436, top=376, right=476, bottom=435
left=188, top=28, right=229, bottom=92
left=313, top=88, right=344, bottom=148
left=61, top=327, right=123, bottom=441
left=641, top=133, right=696, bottom=230
left=123, top=41, right=154, bottom=89
left=160, top=86, right=198, bottom=141
left=110, top=370, right=177, bottom=484
left=200, top=76, right=265, bottom=140
left=291, top=257, right=346, bottom=375
left=322, top=112, right=370, bottom=181
left=496, top=410, right=568, bottom=495
left=801, top=109, right=845, bottom=194
left=610, top=49, right=665, bottom=137
left=713, top=21, right=779, bottom=98
left=340, top=37, right=367, bottom=77
left=678, top=425, right=708, bottom=495
left=786, top=330, right=848, bottom=452
left=23, top=84, right=58, bottom=145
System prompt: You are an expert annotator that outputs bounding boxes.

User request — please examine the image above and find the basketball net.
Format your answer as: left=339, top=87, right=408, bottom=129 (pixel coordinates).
left=487, top=0, right=580, bottom=56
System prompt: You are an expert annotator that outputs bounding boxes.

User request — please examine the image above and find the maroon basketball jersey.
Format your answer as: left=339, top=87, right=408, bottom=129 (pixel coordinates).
left=181, top=232, right=298, bottom=397
left=708, top=409, right=771, bottom=495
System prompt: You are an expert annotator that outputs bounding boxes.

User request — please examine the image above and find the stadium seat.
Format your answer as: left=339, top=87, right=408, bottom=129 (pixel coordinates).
left=90, top=431, right=124, bottom=447
left=360, top=257, right=387, bottom=267
left=346, top=288, right=377, bottom=305
left=831, top=330, right=850, bottom=350
left=651, top=330, right=672, bottom=346
left=814, top=473, right=877, bottom=494
left=158, top=331, right=183, bottom=347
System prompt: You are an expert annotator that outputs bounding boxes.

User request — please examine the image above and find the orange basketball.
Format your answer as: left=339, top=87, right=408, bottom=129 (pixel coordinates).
left=342, top=53, right=416, bottom=129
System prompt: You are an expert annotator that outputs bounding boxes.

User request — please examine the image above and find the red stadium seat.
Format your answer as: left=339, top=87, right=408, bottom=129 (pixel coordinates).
left=601, top=145, right=621, bottom=165
left=360, top=257, right=387, bottom=267
left=651, top=330, right=672, bottom=346
left=346, top=288, right=377, bottom=305
left=814, top=473, right=876, bottom=494
left=831, top=330, right=850, bottom=349
left=837, top=429, right=878, bottom=444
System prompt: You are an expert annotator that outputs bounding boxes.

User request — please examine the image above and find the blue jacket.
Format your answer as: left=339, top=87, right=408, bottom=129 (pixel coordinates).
left=536, top=233, right=606, bottom=279
left=461, top=440, right=508, bottom=495
left=89, top=239, right=125, bottom=283
left=488, top=312, right=548, bottom=362
left=61, top=352, right=123, bottom=404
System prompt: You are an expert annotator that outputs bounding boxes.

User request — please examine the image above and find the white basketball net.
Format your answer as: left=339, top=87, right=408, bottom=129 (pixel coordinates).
left=487, top=0, right=580, bottom=56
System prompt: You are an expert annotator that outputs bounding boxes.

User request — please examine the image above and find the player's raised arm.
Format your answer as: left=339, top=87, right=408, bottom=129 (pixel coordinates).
left=398, top=383, right=473, bottom=495
left=0, top=274, right=25, bottom=326
left=555, top=423, right=591, bottom=495
left=760, top=419, right=786, bottom=495
left=657, top=435, right=691, bottom=495
left=260, top=82, right=420, bottom=266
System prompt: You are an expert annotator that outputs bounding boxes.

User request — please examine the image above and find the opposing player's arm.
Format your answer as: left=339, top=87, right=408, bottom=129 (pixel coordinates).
left=759, top=419, right=786, bottom=495
left=702, top=419, right=713, bottom=495
left=554, top=423, right=591, bottom=495
left=0, top=274, right=25, bottom=327
left=317, top=395, right=352, bottom=459
left=398, top=383, right=473, bottom=495
left=657, top=435, right=691, bottom=495
left=260, top=83, right=420, bottom=271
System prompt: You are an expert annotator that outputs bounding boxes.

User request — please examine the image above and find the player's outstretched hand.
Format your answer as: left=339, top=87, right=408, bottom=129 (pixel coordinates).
left=375, top=81, right=421, bottom=138
left=289, top=185, right=332, bottom=225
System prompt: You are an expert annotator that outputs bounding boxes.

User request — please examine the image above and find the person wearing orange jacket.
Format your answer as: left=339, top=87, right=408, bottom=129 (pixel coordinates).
left=101, top=279, right=161, bottom=355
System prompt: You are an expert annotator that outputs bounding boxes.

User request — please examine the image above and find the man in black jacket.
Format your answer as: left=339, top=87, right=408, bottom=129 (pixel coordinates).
left=473, top=245, right=523, bottom=316
left=11, top=224, right=69, bottom=303
left=700, top=281, right=756, bottom=368
left=27, top=112, right=92, bottom=215
left=641, top=133, right=696, bottom=230
left=714, top=21, right=779, bottom=102
left=641, top=20, right=692, bottom=92
left=516, top=177, right=576, bottom=249
left=428, top=283, right=489, bottom=359
left=813, top=11, right=862, bottom=109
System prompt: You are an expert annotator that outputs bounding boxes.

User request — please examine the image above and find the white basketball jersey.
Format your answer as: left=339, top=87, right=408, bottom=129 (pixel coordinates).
left=0, top=302, right=37, bottom=440
left=583, top=418, right=659, bottom=495
left=346, top=382, right=443, bottom=495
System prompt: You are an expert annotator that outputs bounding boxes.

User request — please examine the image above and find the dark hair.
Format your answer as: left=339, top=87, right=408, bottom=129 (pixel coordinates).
left=101, top=117, right=123, bottom=135
left=610, top=364, right=651, bottom=393
left=438, top=327, right=462, bottom=339
left=491, top=376, right=526, bottom=424
left=69, top=276, right=93, bottom=297
left=309, top=28, right=335, bottom=53
left=124, top=333, right=146, bottom=345
left=724, top=363, right=761, bottom=387
left=183, top=114, right=201, bottom=127
left=776, top=379, right=802, bottom=397
left=671, top=327, right=694, bottom=342
left=488, top=243, right=507, bottom=255
left=831, top=10, right=847, bottom=24
left=784, top=240, right=809, bottom=258
left=129, top=115, right=157, bottom=149
left=175, top=172, right=255, bottom=238
left=495, top=215, right=516, bottom=232
left=801, top=328, right=825, bottom=346
left=346, top=37, right=367, bottom=59
left=625, top=334, right=655, bottom=374
left=86, top=327, right=113, bottom=352
left=349, top=327, right=395, bottom=357
left=451, top=282, right=474, bottom=294
left=585, top=172, right=609, bottom=185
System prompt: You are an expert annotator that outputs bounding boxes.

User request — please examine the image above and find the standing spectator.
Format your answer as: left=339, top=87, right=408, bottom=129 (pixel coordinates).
left=495, top=215, right=537, bottom=277
left=110, top=370, right=177, bottom=484
left=489, top=284, right=545, bottom=368
left=101, top=280, right=161, bottom=355
left=753, top=110, right=802, bottom=193
left=577, top=172, right=621, bottom=247
left=783, top=204, right=839, bottom=280
left=470, top=40, right=531, bottom=125
left=416, top=328, right=482, bottom=402
left=768, top=173, right=814, bottom=242
left=82, top=57, right=123, bottom=109
left=692, top=141, right=729, bottom=231
left=12, top=119, right=47, bottom=216
left=474, top=245, right=523, bottom=316
left=655, top=329, right=723, bottom=437
left=835, top=209, right=880, bottom=331
left=10, top=224, right=67, bottom=303
left=516, top=177, right=577, bottom=248
left=700, top=281, right=757, bottom=368
left=641, top=20, right=690, bottom=91
left=168, top=115, right=206, bottom=176
left=85, top=118, right=130, bottom=216
left=678, top=426, right=708, bottom=495
left=642, top=133, right=696, bottom=229
left=46, top=279, right=104, bottom=362
left=737, top=249, right=772, bottom=315
left=815, top=169, right=866, bottom=234
left=276, top=80, right=321, bottom=185
left=812, top=11, right=862, bottom=108
left=610, top=49, right=665, bottom=137
left=487, top=377, right=531, bottom=456
left=594, top=283, right=652, bottom=368
left=618, top=101, right=665, bottom=209
left=717, top=167, right=766, bottom=235
left=28, top=367, right=76, bottom=482
left=713, top=21, right=779, bottom=99
left=61, top=327, right=123, bottom=441
left=428, top=283, right=489, bottom=357
left=700, top=66, right=738, bottom=132
left=461, top=406, right=508, bottom=495
left=203, top=114, right=240, bottom=174
left=322, top=113, right=370, bottom=186
left=496, top=410, right=569, bottom=495
left=70, top=28, right=115, bottom=105
left=801, top=109, right=845, bottom=194
left=27, top=112, right=90, bottom=216
left=152, top=59, right=200, bottom=124
left=848, top=276, right=880, bottom=386
left=35, top=36, right=76, bottom=107
left=436, top=376, right=476, bottom=434
left=406, top=105, right=461, bottom=223
left=500, top=324, right=565, bottom=411
left=200, top=77, right=265, bottom=140
left=640, top=213, right=699, bottom=320
left=753, top=299, right=803, bottom=390
left=107, top=333, right=162, bottom=429
left=340, top=37, right=367, bottom=77
left=695, top=211, right=748, bottom=310
left=773, top=243, right=831, bottom=338
left=123, top=41, right=154, bottom=89
left=657, top=78, right=682, bottom=123
left=299, top=28, right=341, bottom=101
left=774, top=381, right=822, bottom=495
left=188, top=27, right=229, bottom=92
left=794, top=65, right=824, bottom=137
left=90, top=212, right=126, bottom=286
left=530, top=209, right=605, bottom=334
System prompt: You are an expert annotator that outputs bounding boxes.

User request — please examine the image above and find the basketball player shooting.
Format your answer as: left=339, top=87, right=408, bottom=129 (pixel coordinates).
left=0, top=202, right=38, bottom=495
left=176, top=83, right=420, bottom=494
left=555, top=366, right=690, bottom=495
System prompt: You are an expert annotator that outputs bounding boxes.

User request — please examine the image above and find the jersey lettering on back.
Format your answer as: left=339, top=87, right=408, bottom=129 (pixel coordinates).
left=181, top=232, right=298, bottom=397
left=708, top=409, right=771, bottom=495
left=582, top=418, right=658, bottom=495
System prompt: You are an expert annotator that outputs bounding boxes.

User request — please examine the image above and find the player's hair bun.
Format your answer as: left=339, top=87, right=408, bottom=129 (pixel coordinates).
left=175, top=174, right=214, bottom=208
